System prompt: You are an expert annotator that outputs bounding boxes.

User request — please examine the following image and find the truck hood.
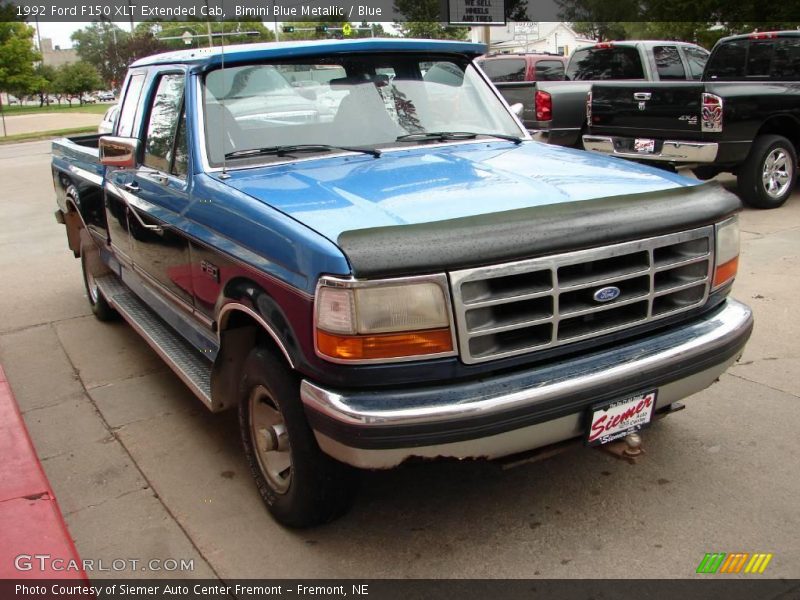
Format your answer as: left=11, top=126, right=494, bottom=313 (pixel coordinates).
left=221, top=141, right=698, bottom=242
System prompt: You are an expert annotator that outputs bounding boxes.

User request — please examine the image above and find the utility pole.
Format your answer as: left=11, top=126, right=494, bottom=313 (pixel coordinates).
left=203, top=0, right=214, bottom=46
left=34, top=15, right=43, bottom=65
left=273, top=0, right=280, bottom=42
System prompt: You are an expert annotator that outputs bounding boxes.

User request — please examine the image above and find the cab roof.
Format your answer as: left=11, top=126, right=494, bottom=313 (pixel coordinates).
left=130, top=38, right=488, bottom=69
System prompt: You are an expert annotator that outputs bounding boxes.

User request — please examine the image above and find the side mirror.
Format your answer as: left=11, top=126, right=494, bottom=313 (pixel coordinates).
left=296, top=87, right=318, bottom=101
left=510, top=103, right=524, bottom=118
left=100, top=136, right=139, bottom=168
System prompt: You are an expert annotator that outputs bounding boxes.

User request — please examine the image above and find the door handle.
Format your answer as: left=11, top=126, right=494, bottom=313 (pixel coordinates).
left=633, top=92, right=652, bottom=101
left=117, top=182, right=163, bottom=234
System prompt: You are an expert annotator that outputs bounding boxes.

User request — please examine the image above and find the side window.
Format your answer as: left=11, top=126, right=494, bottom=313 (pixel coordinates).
left=478, top=59, right=526, bottom=82
left=654, top=46, right=686, bottom=80
left=171, top=110, right=188, bottom=178
left=684, top=47, right=709, bottom=80
left=772, top=38, right=800, bottom=81
left=706, top=41, right=747, bottom=80
left=143, top=74, right=185, bottom=173
left=117, top=73, right=145, bottom=137
left=746, top=41, right=774, bottom=77
left=535, top=60, right=565, bottom=81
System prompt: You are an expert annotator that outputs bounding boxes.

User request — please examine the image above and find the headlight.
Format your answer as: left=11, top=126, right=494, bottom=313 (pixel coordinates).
left=315, top=275, right=455, bottom=362
left=713, top=216, right=739, bottom=288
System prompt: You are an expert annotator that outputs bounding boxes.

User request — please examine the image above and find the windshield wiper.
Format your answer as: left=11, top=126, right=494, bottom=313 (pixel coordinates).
left=225, top=144, right=381, bottom=160
left=395, top=131, right=524, bottom=144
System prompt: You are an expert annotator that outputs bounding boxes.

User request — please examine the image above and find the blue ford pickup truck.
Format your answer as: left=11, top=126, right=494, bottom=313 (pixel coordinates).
left=52, top=39, right=753, bottom=527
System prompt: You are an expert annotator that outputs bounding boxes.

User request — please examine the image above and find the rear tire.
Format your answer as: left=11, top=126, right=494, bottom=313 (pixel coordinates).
left=238, top=346, right=358, bottom=528
left=737, top=135, right=797, bottom=209
left=80, top=239, right=118, bottom=322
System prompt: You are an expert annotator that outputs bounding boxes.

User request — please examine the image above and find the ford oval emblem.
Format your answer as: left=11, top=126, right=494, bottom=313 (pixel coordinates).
left=593, top=286, right=621, bottom=303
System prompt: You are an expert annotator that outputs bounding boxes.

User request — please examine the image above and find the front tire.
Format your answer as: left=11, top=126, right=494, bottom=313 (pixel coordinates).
left=737, top=135, right=797, bottom=209
left=238, top=346, right=358, bottom=528
left=692, top=166, right=721, bottom=181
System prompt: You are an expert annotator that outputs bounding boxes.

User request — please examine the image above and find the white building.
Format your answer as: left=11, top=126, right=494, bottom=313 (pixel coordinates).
left=470, top=22, right=596, bottom=56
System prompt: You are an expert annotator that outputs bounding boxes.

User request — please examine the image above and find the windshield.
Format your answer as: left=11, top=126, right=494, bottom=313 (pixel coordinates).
left=202, top=53, right=524, bottom=166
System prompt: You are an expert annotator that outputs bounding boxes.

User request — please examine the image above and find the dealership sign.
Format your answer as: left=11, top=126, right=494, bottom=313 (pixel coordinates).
left=448, top=0, right=506, bottom=25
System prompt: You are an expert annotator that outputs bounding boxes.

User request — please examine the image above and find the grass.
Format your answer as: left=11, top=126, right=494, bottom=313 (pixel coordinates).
left=0, top=103, right=111, bottom=116
left=0, top=126, right=97, bottom=144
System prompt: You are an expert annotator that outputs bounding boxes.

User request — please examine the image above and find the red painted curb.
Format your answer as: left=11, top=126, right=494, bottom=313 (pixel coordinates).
left=0, top=365, right=87, bottom=580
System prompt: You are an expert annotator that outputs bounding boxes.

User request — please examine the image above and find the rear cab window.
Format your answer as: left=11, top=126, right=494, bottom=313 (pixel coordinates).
left=683, top=47, right=709, bottom=80
left=772, top=37, right=800, bottom=80
left=566, top=46, right=645, bottom=80
left=746, top=41, right=775, bottom=78
left=116, top=73, right=146, bottom=137
left=477, top=58, right=527, bottom=82
left=534, top=60, right=565, bottom=81
left=653, top=46, right=686, bottom=80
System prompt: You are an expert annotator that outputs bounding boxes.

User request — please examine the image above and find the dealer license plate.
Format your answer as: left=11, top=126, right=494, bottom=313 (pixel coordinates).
left=634, top=138, right=656, bottom=153
left=586, top=390, right=657, bottom=446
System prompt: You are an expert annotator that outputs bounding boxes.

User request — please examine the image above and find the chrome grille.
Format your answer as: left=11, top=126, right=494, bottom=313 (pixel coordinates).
left=450, top=227, right=714, bottom=364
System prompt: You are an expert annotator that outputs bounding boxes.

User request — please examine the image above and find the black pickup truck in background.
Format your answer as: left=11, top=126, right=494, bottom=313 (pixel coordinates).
left=584, top=31, right=800, bottom=209
left=484, top=41, right=709, bottom=147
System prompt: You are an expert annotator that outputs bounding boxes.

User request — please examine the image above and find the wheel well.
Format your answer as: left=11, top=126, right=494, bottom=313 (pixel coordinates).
left=756, top=117, right=800, bottom=154
left=211, top=308, right=292, bottom=411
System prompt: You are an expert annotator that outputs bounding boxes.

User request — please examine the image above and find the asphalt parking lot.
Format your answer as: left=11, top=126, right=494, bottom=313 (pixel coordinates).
left=0, top=139, right=798, bottom=580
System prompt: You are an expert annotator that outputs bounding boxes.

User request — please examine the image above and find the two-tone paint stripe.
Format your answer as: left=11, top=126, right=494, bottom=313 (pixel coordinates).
left=696, top=552, right=773, bottom=574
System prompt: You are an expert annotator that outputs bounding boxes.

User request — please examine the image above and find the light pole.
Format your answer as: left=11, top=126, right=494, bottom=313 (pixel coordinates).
left=203, top=0, right=214, bottom=47
left=273, top=0, right=280, bottom=42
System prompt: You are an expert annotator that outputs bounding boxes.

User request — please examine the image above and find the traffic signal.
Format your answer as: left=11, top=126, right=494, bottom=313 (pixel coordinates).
left=282, top=26, right=295, bottom=33
left=315, top=25, right=328, bottom=33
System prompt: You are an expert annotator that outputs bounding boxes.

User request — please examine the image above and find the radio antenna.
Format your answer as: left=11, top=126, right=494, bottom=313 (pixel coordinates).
left=219, top=0, right=230, bottom=179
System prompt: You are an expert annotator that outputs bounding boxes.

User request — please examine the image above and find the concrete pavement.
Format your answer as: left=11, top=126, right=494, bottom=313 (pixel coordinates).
left=0, top=140, right=798, bottom=579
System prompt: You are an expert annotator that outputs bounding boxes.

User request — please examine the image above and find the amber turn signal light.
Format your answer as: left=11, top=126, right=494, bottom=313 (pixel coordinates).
left=713, top=256, right=738, bottom=288
left=317, top=328, right=453, bottom=361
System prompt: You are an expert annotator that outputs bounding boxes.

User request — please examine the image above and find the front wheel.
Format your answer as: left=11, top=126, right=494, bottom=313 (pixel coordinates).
left=737, top=135, right=797, bottom=209
left=238, top=346, right=358, bottom=528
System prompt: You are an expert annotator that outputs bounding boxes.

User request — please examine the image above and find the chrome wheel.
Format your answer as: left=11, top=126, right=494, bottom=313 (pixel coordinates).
left=249, top=384, right=292, bottom=494
left=85, top=266, right=99, bottom=304
left=761, top=148, right=793, bottom=199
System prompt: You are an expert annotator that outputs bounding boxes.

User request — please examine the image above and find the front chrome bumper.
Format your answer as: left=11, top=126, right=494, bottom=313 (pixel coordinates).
left=583, top=135, right=719, bottom=163
left=301, top=299, right=752, bottom=469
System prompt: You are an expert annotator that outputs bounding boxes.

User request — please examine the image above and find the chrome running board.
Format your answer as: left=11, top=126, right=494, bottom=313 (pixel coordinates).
left=95, top=275, right=213, bottom=409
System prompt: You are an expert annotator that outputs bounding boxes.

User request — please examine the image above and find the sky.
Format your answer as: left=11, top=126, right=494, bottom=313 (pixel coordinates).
left=37, top=22, right=130, bottom=48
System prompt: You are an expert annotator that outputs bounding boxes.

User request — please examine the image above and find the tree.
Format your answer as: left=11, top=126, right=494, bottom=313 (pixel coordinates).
left=394, top=0, right=469, bottom=40
left=0, top=14, right=41, bottom=104
left=71, top=22, right=130, bottom=88
left=116, top=31, right=166, bottom=69
left=54, top=62, right=103, bottom=105
left=33, top=64, right=57, bottom=107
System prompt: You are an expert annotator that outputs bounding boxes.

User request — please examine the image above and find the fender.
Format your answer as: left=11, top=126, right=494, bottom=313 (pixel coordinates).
left=210, top=279, right=304, bottom=410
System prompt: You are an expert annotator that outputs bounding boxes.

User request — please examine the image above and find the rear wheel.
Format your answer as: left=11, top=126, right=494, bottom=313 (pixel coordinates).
left=80, top=238, right=118, bottom=321
left=738, top=135, right=797, bottom=209
left=238, top=346, right=358, bottom=528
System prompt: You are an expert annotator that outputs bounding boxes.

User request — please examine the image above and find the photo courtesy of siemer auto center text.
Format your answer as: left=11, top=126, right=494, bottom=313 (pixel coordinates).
left=0, top=0, right=798, bottom=597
